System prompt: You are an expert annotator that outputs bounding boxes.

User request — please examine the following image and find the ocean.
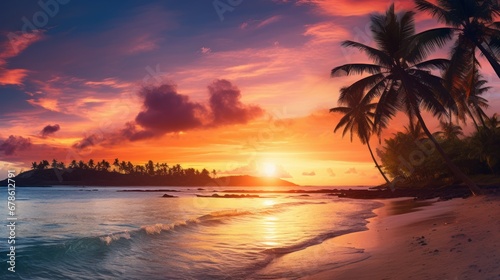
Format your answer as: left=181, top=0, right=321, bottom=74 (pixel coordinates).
left=0, top=186, right=381, bottom=279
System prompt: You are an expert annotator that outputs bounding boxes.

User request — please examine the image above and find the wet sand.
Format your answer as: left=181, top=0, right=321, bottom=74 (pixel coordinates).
left=258, top=195, right=500, bottom=279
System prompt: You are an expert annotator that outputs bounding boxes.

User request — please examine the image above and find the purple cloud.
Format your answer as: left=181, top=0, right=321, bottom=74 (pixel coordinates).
left=124, top=80, right=263, bottom=141
left=72, top=134, right=103, bottom=150
left=208, top=79, right=264, bottom=126
left=0, top=135, right=32, bottom=155
left=120, top=122, right=157, bottom=141
left=74, top=80, right=264, bottom=146
left=40, top=124, right=60, bottom=137
left=135, top=84, right=205, bottom=134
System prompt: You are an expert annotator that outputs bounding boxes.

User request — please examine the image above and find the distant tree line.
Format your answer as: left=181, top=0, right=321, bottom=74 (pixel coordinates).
left=31, top=158, right=217, bottom=179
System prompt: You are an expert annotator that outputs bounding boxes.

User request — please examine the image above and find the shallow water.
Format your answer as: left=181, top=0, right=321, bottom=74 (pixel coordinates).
left=0, top=186, right=381, bottom=279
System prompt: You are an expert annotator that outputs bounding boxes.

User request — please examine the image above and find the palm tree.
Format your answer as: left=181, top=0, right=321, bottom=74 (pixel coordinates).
left=101, top=160, right=110, bottom=172
left=113, top=158, right=120, bottom=172
left=403, top=121, right=426, bottom=140
left=469, top=124, right=500, bottom=173
left=415, top=0, right=500, bottom=79
left=486, top=113, right=500, bottom=129
left=330, top=88, right=390, bottom=183
left=437, top=120, right=464, bottom=140
left=465, top=69, right=490, bottom=129
left=88, top=159, right=95, bottom=170
left=331, top=4, right=481, bottom=195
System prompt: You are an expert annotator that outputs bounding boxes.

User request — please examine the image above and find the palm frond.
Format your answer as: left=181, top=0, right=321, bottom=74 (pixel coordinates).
left=373, top=85, right=400, bottom=130
left=406, top=28, right=454, bottom=64
left=329, top=107, right=351, bottom=114
left=415, top=0, right=454, bottom=25
left=337, top=73, right=385, bottom=105
left=413, top=58, right=450, bottom=70
left=331, top=63, right=382, bottom=77
left=341, top=41, right=393, bottom=67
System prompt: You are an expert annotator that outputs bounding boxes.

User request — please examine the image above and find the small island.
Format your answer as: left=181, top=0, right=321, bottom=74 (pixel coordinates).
left=0, top=158, right=298, bottom=187
left=196, top=193, right=260, bottom=198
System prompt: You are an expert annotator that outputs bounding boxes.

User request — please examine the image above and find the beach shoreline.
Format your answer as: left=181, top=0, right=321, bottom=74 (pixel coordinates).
left=256, top=195, right=500, bottom=280
left=306, top=195, right=500, bottom=280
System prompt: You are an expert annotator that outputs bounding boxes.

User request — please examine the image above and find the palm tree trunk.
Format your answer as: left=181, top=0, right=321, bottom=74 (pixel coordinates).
left=476, top=42, right=500, bottom=79
left=414, top=111, right=482, bottom=195
left=366, top=139, right=390, bottom=183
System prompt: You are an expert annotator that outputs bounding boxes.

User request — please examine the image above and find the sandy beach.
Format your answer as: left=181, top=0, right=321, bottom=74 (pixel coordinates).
left=258, top=195, right=500, bottom=280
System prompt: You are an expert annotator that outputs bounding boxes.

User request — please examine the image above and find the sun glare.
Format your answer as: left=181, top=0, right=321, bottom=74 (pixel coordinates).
left=263, top=199, right=276, bottom=206
left=262, top=162, right=276, bottom=177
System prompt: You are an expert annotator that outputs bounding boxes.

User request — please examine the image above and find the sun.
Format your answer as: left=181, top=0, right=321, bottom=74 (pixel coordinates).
left=262, top=162, right=277, bottom=177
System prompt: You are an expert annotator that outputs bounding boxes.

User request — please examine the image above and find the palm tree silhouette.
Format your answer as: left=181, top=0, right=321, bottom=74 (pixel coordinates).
left=331, top=4, right=481, bottom=194
left=465, top=70, right=490, bottom=129
left=486, top=113, right=500, bottom=129
left=403, top=121, right=426, bottom=140
left=330, top=88, right=390, bottom=183
left=415, top=0, right=500, bottom=79
left=437, top=120, right=464, bottom=140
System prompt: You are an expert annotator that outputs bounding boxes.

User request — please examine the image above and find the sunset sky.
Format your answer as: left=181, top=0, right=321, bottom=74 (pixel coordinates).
left=1, top=0, right=499, bottom=186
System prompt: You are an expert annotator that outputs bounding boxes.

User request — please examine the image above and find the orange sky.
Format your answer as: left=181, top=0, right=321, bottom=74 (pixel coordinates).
left=1, top=1, right=499, bottom=185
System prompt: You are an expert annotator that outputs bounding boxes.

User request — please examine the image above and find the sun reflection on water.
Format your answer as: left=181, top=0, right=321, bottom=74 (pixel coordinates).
left=263, top=199, right=276, bottom=206
left=262, top=216, right=279, bottom=246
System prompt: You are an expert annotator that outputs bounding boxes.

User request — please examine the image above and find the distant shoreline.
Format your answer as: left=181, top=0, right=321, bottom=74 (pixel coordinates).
left=0, top=168, right=298, bottom=187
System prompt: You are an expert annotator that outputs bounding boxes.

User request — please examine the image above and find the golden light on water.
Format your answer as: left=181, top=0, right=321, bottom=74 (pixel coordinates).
left=262, top=216, right=279, bottom=246
left=263, top=199, right=276, bottom=206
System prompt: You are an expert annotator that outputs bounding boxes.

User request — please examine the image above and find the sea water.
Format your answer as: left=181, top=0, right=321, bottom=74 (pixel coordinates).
left=0, top=186, right=381, bottom=279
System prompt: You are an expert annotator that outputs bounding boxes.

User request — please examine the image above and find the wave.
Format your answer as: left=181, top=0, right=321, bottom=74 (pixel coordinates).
left=22, top=200, right=323, bottom=257
left=138, top=202, right=326, bottom=238
left=99, top=231, right=132, bottom=245
left=8, top=199, right=379, bottom=280
left=260, top=229, right=358, bottom=256
left=11, top=199, right=353, bottom=268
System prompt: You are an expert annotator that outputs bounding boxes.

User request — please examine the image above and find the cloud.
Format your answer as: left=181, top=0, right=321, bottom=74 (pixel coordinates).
left=1, top=31, right=44, bottom=64
left=40, top=124, right=60, bottom=137
left=257, top=15, right=283, bottom=28
left=72, top=134, right=103, bottom=150
left=134, top=84, right=205, bottom=134
left=200, top=47, right=211, bottom=54
left=297, top=0, right=414, bottom=16
left=220, top=161, right=258, bottom=175
left=121, top=80, right=263, bottom=141
left=27, top=98, right=60, bottom=112
left=327, top=168, right=336, bottom=177
left=274, top=164, right=292, bottom=178
left=0, top=30, right=44, bottom=85
left=125, top=34, right=160, bottom=54
left=302, top=171, right=316, bottom=176
left=120, top=122, right=157, bottom=141
left=0, top=68, right=30, bottom=86
left=0, top=135, right=32, bottom=155
left=240, top=15, right=283, bottom=30
left=220, top=161, right=292, bottom=178
left=345, top=167, right=357, bottom=174
left=303, top=22, right=350, bottom=44
left=208, top=79, right=264, bottom=126
left=71, top=79, right=264, bottom=147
